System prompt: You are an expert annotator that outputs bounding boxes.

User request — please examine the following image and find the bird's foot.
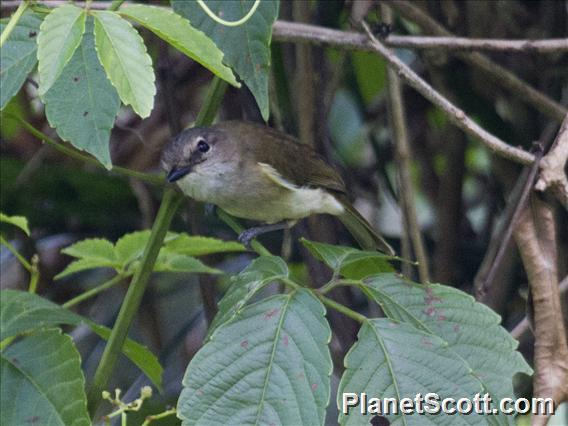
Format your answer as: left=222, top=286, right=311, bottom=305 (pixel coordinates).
left=237, top=229, right=257, bottom=250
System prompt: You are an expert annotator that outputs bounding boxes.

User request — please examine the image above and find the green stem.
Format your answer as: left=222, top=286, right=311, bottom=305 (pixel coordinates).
left=195, top=78, right=228, bottom=127
left=88, top=77, right=227, bottom=415
left=109, top=0, right=126, bottom=11
left=0, top=0, right=28, bottom=48
left=317, top=293, right=367, bottom=323
left=28, top=255, right=40, bottom=294
left=216, top=209, right=272, bottom=256
left=141, top=408, right=177, bottom=426
left=0, top=234, right=32, bottom=271
left=63, top=273, right=127, bottom=309
left=88, top=189, right=181, bottom=412
left=5, top=113, right=164, bottom=185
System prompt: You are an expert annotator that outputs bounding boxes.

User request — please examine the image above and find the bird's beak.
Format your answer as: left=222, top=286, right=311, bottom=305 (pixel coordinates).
left=167, top=165, right=192, bottom=183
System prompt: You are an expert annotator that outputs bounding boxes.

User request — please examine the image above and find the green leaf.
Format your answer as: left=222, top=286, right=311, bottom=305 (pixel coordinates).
left=55, top=258, right=118, bottom=279
left=172, top=0, right=280, bottom=121
left=37, top=4, right=86, bottom=95
left=1, top=329, right=90, bottom=426
left=44, top=17, right=120, bottom=169
left=119, top=4, right=238, bottom=87
left=351, top=51, right=386, bottom=107
left=0, top=290, right=163, bottom=390
left=165, top=234, right=245, bottom=256
left=206, top=256, right=288, bottom=339
left=178, top=289, right=332, bottom=425
left=301, top=238, right=394, bottom=279
left=114, top=230, right=152, bottom=266
left=93, top=10, right=155, bottom=118
left=61, top=237, right=116, bottom=261
left=0, top=11, right=42, bottom=110
left=360, top=274, right=532, bottom=406
left=0, top=212, right=30, bottom=236
left=338, top=319, right=485, bottom=426
left=154, top=251, right=222, bottom=274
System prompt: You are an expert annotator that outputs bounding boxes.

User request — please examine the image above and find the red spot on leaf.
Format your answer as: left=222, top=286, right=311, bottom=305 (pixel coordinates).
left=283, top=335, right=289, bottom=347
left=264, top=308, right=279, bottom=319
left=453, top=324, right=460, bottom=333
left=424, top=287, right=442, bottom=305
left=437, top=315, right=447, bottom=321
left=311, top=383, right=318, bottom=391
left=241, top=340, right=249, bottom=349
left=421, top=336, right=433, bottom=347
left=196, top=389, right=203, bottom=396
left=424, top=306, right=436, bottom=316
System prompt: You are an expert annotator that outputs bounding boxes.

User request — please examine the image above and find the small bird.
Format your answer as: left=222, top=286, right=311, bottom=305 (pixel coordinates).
left=161, top=121, right=394, bottom=255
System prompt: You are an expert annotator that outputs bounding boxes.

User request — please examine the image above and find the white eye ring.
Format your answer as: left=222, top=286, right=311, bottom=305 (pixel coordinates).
left=196, top=137, right=210, bottom=153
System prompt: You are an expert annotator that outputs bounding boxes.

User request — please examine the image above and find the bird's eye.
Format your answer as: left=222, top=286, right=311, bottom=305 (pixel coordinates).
left=197, top=139, right=210, bottom=153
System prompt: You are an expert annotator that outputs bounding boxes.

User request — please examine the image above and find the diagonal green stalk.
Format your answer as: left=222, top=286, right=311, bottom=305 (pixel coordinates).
left=0, top=0, right=28, bottom=48
left=88, top=77, right=227, bottom=415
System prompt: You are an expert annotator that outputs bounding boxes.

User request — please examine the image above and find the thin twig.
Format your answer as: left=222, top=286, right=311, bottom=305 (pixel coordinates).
left=384, top=0, right=566, bottom=122
left=477, top=144, right=544, bottom=299
left=272, top=21, right=568, bottom=53
left=381, top=5, right=430, bottom=283
left=360, top=21, right=535, bottom=166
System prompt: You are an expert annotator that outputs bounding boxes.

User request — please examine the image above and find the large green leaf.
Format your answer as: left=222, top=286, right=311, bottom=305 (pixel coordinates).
left=44, top=18, right=120, bottom=169
left=1, top=329, right=90, bottom=426
left=0, top=290, right=163, bottom=391
left=206, top=256, right=288, bottom=340
left=0, top=212, right=30, bottom=236
left=178, top=289, right=332, bottom=425
left=172, top=0, right=279, bottom=121
left=93, top=10, right=155, bottom=118
left=0, top=11, right=42, bottom=110
left=301, top=238, right=395, bottom=279
left=339, top=319, right=486, bottom=426
left=360, top=274, right=532, bottom=406
left=37, top=4, right=86, bottom=96
left=119, top=4, right=238, bottom=87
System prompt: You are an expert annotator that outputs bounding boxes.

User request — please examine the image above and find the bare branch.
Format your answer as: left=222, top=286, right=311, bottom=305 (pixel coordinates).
left=384, top=0, right=566, bottom=122
left=360, top=21, right=536, bottom=166
left=272, top=21, right=568, bottom=54
left=535, top=114, right=568, bottom=208
left=381, top=5, right=430, bottom=283
left=511, top=276, right=568, bottom=339
left=513, top=197, right=568, bottom=423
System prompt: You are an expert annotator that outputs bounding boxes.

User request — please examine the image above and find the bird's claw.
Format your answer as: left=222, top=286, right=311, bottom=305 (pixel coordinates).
left=237, top=230, right=255, bottom=250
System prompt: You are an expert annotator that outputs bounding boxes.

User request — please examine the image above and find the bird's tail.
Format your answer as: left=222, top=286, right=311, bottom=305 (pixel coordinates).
left=337, top=198, right=395, bottom=255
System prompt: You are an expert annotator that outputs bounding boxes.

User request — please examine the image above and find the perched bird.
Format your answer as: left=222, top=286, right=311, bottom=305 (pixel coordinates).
left=161, top=121, right=394, bottom=255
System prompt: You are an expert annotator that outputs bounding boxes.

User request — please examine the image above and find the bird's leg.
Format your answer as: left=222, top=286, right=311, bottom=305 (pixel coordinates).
left=238, top=221, right=292, bottom=249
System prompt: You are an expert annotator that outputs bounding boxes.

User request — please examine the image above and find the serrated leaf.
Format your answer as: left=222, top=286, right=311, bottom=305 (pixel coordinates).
left=338, top=319, right=484, bottom=426
left=301, top=238, right=394, bottom=279
left=154, top=251, right=222, bottom=274
left=0, top=11, right=42, bottom=110
left=44, top=17, right=120, bottom=169
left=119, top=4, right=238, bottom=87
left=206, top=256, right=288, bottom=340
left=37, top=4, right=86, bottom=95
left=61, top=237, right=117, bottom=263
left=55, top=258, right=118, bottom=280
left=360, top=274, right=532, bottom=407
left=93, top=10, right=155, bottom=118
left=165, top=234, right=245, bottom=256
left=1, top=329, right=90, bottom=426
left=114, top=230, right=152, bottom=266
left=0, top=290, right=163, bottom=390
left=178, top=289, right=332, bottom=425
left=0, top=212, right=30, bottom=235
left=172, top=0, right=279, bottom=121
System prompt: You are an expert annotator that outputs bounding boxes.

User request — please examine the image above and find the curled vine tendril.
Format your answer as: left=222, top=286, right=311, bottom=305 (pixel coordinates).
left=196, top=0, right=261, bottom=27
